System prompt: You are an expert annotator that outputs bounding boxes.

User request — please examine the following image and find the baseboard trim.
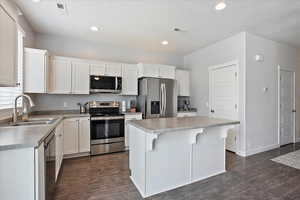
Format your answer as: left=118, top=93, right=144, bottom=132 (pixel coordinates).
left=245, top=144, right=280, bottom=157
left=296, top=138, right=300, bottom=143
left=130, top=176, right=146, bottom=198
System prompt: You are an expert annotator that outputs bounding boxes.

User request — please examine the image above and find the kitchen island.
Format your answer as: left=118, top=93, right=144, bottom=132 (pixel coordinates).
left=128, top=116, right=239, bottom=198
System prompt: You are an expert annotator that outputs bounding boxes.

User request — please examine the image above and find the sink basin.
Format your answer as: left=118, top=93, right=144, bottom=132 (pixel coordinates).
left=0, top=118, right=57, bottom=127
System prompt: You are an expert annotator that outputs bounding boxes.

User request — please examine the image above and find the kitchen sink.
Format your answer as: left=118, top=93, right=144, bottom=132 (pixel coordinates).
left=0, top=118, right=57, bottom=127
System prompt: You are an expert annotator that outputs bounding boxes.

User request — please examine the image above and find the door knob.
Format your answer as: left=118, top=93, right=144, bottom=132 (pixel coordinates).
left=211, top=109, right=215, bottom=113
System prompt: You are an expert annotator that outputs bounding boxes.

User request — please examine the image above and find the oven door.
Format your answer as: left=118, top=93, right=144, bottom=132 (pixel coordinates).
left=90, top=116, right=125, bottom=144
left=90, top=76, right=122, bottom=93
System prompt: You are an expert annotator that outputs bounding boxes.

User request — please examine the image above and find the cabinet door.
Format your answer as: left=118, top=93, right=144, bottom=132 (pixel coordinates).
left=71, top=61, right=90, bottom=94
left=90, top=63, right=106, bottom=76
left=138, top=64, right=159, bottom=78
left=24, top=48, right=48, bottom=93
left=63, top=118, right=79, bottom=155
left=176, top=70, right=190, bottom=96
left=159, top=65, right=176, bottom=79
left=125, top=113, right=142, bottom=148
left=55, top=122, right=63, bottom=180
left=79, top=117, right=90, bottom=153
left=122, top=64, right=138, bottom=95
left=105, top=62, right=122, bottom=76
left=49, top=58, right=72, bottom=94
left=0, top=6, right=17, bottom=86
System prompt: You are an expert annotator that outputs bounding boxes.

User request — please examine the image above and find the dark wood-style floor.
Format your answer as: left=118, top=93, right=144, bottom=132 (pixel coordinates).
left=54, top=143, right=300, bottom=200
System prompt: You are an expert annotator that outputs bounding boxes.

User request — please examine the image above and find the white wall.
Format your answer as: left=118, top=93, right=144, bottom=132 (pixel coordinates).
left=35, top=33, right=183, bottom=66
left=297, top=50, right=300, bottom=142
left=245, top=32, right=299, bottom=155
left=31, top=94, right=136, bottom=111
left=184, top=32, right=246, bottom=155
left=0, top=0, right=35, bottom=48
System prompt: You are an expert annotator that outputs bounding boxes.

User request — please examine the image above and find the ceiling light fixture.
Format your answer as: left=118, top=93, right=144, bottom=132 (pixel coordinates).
left=90, top=26, right=99, bottom=32
left=215, top=1, right=226, bottom=10
left=161, top=40, right=169, bottom=45
left=32, top=0, right=41, bottom=2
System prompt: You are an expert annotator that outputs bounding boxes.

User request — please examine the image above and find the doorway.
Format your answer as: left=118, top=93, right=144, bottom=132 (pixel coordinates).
left=209, top=61, right=239, bottom=153
left=278, top=66, right=296, bottom=146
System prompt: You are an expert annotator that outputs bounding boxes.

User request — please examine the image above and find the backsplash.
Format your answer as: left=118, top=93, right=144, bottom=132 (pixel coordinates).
left=31, top=94, right=136, bottom=111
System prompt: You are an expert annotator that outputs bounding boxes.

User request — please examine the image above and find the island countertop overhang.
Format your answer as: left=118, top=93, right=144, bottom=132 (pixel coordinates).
left=128, top=116, right=240, bottom=134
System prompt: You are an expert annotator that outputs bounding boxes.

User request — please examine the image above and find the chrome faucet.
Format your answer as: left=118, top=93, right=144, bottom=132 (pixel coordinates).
left=13, top=94, right=35, bottom=123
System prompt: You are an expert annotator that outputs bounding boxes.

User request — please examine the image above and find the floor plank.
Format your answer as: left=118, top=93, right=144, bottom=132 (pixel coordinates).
left=54, top=143, right=300, bottom=200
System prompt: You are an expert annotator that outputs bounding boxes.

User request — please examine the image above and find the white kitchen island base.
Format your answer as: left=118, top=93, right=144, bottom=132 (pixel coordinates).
left=129, top=117, right=238, bottom=198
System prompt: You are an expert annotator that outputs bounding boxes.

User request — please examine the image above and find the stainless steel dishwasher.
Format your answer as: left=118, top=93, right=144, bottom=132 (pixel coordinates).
left=44, top=131, right=56, bottom=200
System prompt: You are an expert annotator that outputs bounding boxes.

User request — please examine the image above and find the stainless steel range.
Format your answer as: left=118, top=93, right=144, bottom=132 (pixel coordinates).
left=89, top=101, right=125, bottom=155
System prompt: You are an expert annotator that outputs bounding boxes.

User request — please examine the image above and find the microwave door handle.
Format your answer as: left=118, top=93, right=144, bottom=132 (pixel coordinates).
left=115, top=77, right=118, bottom=90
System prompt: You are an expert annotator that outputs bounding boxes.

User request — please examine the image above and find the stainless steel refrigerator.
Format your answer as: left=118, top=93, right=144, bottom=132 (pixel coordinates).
left=137, top=78, right=177, bottom=119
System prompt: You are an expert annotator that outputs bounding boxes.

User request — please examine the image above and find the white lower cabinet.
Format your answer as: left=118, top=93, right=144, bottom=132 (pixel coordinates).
left=63, top=117, right=90, bottom=157
left=125, top=113, right=143, bottom=149
left=55, top=121, right=64, bottom=180
left=79, top=117, right=91, bottom=153
left=0, top=145, right=45, bottom=200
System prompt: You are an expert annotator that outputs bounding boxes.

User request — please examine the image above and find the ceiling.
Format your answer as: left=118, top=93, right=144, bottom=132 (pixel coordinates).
left=13, top=0, right=300, bottom=55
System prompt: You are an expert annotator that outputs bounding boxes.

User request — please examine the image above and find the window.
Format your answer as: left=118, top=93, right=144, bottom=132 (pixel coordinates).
left=0, top=29, right=24, bottom=110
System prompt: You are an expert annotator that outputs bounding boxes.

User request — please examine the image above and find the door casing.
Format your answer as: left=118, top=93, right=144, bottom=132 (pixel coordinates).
left=277, top=65, right=296, bottom=146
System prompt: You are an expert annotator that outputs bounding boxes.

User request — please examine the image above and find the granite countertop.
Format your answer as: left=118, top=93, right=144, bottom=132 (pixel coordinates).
left=0, top=111, right=90, bottom=151
left=129, top=116, right=240, bottom=134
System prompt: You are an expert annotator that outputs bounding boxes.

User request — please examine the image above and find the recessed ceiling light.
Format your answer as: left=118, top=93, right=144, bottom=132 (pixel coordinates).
left=215, top=1, right=226, bottom=10
left=32, top=0, right=41, bottom=2
left=90, top=26, right=99, bottom=32
left=161, top=40, right=169, bottom=45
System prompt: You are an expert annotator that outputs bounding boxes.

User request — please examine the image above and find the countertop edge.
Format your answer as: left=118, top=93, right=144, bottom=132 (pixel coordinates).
left=128, top=120, right=240, bottom=135
left=0, top=114, right=90, bottom=151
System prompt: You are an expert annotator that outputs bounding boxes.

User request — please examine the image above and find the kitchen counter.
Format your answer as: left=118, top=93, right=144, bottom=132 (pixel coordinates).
left=128, top=116, right=239, bottom=198
left=129, top=116, right=239, bottom=134
left=0, top=112, right=90, bottom=151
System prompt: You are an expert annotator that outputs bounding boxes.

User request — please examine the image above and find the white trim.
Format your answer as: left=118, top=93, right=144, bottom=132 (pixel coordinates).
left=245, top=144, right=280, bottom=157
left=277, top=65, right=296, bottom=146
left=208, top=60, right=240, bottom=154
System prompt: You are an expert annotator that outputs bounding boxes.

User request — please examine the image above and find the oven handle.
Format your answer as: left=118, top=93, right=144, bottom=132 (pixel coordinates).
left=91, top=116, right=125, bottom=121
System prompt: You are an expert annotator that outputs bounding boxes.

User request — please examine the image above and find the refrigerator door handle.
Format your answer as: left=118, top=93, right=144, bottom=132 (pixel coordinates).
left=160, top=84, right=163, bottom=115
left=164, top=83, right=166, bottom=115
left=162, top=83, right=166, bottom=116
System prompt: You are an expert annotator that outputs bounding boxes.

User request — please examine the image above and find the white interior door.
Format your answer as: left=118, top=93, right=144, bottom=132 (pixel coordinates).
left=209, top=63, right=238, bottom=152
left=279, top=69, right=295, bottom=146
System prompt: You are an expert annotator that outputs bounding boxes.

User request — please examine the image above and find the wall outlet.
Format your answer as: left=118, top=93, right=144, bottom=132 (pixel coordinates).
left=63, top=102, right=68, bottom=107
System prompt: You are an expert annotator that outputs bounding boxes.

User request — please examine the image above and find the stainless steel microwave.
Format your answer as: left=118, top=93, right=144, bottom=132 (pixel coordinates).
left=90, top=76, right=122, bottom=93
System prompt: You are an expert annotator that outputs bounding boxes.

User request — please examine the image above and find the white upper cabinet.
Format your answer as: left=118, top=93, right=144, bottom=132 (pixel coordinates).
left=24, top=48, right=48, bottom=93
left=0, top=6, right=17, bottom=87
left=176, top=69, right=190, bottom=96
left=106, top=62, right=122, bottom=76
left=122, top=64, right=138, bottom=95
left=158, top=65, right=176, bottom=79
left=138, top=63, right=176, bottom=79
left=49, top=56, right=90, bottom=94
left=71, top=61, right=90, bottom=94
left=138, top=63, right=159, bottom=78
left=49, top=57, right=72, bottom=94
left=90, top=62, right=122, bottom=76
left=90, top=62, right=106, bottom=76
